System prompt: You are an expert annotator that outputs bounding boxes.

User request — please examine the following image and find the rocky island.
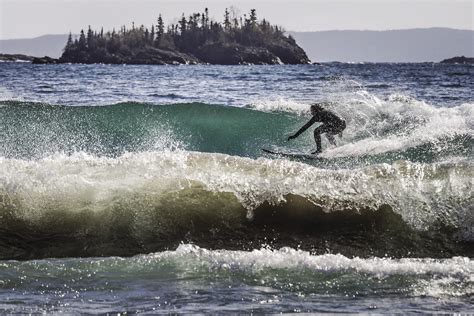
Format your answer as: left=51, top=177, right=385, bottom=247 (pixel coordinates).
left=59, top=9, right=310, bottom=65
left=440, top=56, right=474, bottom=64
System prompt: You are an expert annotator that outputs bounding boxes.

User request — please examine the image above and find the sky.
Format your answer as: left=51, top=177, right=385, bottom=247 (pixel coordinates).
left=0, top=0, right=472, bottom=40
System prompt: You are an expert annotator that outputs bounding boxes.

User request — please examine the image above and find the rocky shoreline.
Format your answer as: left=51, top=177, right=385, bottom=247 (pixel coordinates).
left=440, top=56, right=474, bottom=64
left=5, top=41, right=309, bottom=66
left=0, top=54, right=36, bottom=62
left=57, top=40, right=310, bottom=65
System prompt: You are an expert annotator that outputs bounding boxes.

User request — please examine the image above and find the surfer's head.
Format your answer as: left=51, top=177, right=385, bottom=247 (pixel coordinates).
left=310, top=103, right=324, bottom=115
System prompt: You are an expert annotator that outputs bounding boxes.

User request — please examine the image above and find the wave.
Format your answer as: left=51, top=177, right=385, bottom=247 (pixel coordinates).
left=1, top=93, right=472, bottom=259
left=1, top=96, right=472, bottom=165
left=2, top=244, right=472, bottom=295
left=0, top=101, right=297, bottom=159
left=250, top=93, right=473, bottom=160
left=1, top=151, right=472, bottom=259
left=0, top=244, right=471, bottom=313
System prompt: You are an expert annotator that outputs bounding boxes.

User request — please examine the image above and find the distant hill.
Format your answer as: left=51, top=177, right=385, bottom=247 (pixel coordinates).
left=0, top=34, right=71, bottom=58
left=290, top=28, right=473, bottom=62
left=2, top=28, right=473, bottom=62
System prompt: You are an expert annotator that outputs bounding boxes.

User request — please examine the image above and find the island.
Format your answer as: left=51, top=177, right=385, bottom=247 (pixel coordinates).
left=58, top=9, right=310, bottom=65
left=440, top=56, right=474, bottom=64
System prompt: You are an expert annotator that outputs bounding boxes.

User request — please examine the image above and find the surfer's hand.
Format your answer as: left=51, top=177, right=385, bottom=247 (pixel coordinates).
left=287, top=135, right=295, bottom=141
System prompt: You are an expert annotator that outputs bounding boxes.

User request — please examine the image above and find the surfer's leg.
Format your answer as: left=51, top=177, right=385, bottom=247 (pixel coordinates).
left=326, top=133, right=337, bottom=146
left=312, top=126, right=323, bottom=153
left=337, top=121, right=346, bottom=138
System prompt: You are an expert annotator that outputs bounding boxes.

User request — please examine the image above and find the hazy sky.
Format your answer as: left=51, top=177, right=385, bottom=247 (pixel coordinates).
left=1, top=0, right=472, bottom=39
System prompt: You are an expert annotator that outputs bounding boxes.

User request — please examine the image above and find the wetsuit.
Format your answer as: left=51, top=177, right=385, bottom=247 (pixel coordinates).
left=289, top=109, right=346, bottom=153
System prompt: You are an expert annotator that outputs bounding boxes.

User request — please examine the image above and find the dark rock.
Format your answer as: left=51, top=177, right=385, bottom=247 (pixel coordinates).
left=32, top=56, right=59, bottom=64
left=267, top=37, right=310, bottom=64
left=59, top=47, right=200, bottom=65
left=440, top=56, right=474, bottom=64
left=197, top=43, right=281, bottom=65
left=131, top=47, right=200, bottom=65
left=0, top=54, right=35, bottom=62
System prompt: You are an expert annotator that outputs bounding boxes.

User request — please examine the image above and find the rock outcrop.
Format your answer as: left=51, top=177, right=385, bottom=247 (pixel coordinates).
left=32, top=56, right=59, bottom=64
left=0, top=54, right=35, bottom=62
left=57, top=40, right=310, bottom=65
left=440, top=56, right=474, bottom=64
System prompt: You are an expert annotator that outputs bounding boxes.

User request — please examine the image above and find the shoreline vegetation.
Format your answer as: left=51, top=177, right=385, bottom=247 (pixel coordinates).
left=53, top=8, right=310, bottom=65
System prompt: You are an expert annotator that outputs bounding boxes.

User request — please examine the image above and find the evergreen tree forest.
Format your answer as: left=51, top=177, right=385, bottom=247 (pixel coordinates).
left=60, top=8, right=309, bottom=65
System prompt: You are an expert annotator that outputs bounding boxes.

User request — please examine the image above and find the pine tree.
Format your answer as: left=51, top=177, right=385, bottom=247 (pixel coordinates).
left=78, top=29, right=86, bottom=50
left=179, top=14, right=187, bottom=35
left=204, top=8, right=209, bottom=29
left=65, top=32, right=73, bottom=51
left=201, top=12, right=206, bottom=30
left=87, top=25, right=93, bottom=47
left=249, top=9, right=257, bottom=27
left=150, top=25, right=155, bottom=42
left=224, top=8, right=231, bottom=31
left=157, top=14, right=164, bottom=42
left=145, top=28, right=149, bottom=42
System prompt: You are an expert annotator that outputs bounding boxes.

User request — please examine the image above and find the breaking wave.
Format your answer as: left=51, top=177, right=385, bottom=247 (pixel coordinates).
left=0, top=92, right=472, bottom=259
left=1, top=151, right=472, bottom=259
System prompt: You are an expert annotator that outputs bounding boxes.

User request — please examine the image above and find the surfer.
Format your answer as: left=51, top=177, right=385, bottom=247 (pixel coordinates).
left=287, top=103, right=346, bottom=154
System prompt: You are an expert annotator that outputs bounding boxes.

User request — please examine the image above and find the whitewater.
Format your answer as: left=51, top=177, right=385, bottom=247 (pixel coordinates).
left=0, top=63, right=472, bottom=313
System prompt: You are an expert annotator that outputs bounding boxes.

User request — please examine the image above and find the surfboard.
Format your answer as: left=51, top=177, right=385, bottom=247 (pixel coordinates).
left=261, top=148, right=320, bottom=159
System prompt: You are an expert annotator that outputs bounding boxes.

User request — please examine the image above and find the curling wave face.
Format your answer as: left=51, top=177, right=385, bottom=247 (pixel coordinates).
left=1, top=98, right=472, bottom=164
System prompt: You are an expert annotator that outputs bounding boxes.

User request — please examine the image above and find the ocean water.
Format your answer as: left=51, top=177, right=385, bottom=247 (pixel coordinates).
left=0, top=62, right=473, bottom=313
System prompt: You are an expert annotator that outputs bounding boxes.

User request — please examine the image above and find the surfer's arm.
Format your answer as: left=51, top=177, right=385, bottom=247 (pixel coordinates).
left=289, top=119, right=316, bottom=140
left=288, top=117, right=317, bottom=140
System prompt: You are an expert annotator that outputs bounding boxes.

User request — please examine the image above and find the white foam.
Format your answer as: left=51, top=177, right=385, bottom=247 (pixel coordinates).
left=1, top=151, right=472, bottom=233
left=317, top=92, right=472, bottom=158
left=2, top=244, right=471, bottom=301
left=138, top=244, right=474, bottom=298
left=249, top=98, right=311, bottom=115
left=248, top=89, right=473, bottom=158
left=163, top=244, right=473, bottom=277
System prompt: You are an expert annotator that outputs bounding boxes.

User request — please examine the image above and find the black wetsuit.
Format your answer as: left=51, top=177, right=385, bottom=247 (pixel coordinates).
left=290, top=109, right=346, bottom=153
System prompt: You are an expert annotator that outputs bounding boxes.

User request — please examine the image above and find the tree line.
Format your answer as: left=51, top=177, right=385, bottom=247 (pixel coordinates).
left=61, top=8, right=297, bottom=63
